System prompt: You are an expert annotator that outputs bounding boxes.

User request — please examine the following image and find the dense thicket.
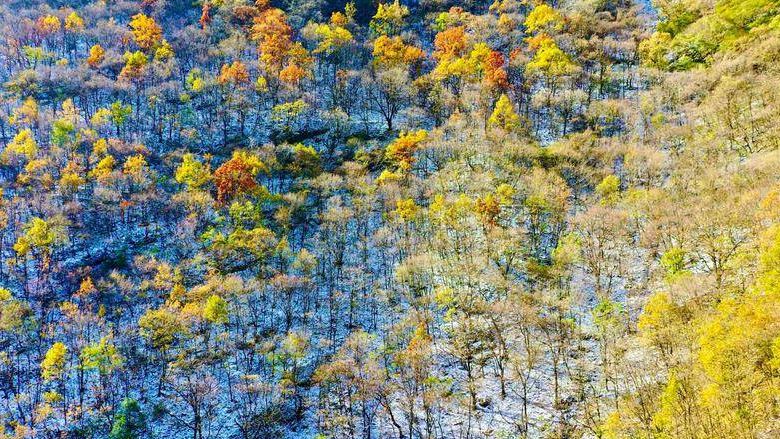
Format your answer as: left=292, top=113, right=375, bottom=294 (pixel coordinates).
left=0, top=0, right=779, bottom=438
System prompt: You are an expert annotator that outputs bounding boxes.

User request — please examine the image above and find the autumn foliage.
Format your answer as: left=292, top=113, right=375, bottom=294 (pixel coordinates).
left=213, top=152, right=265, bottom=203
left=2, top=1, right=779, bottom=438
left=129, top=13, right=162, bottom=50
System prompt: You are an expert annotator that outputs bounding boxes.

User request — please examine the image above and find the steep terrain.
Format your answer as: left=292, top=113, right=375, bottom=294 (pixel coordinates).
left=0, top=0, right=779, bottom=438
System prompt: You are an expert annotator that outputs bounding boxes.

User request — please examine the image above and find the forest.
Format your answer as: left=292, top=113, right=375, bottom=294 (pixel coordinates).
left=1, top=0, right=780, bottom=438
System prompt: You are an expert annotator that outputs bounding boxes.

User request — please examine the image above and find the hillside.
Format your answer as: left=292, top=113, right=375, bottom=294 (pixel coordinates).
left=0, top=0, right=779, bottom=438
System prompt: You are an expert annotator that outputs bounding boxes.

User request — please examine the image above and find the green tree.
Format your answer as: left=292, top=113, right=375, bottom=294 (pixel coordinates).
left=109, top=398, right=147, bottom=439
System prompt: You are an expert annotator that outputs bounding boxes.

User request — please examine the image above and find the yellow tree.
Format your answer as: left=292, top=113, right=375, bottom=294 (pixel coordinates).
left=41, top=342, right=67, bottom=382
left=129, top=14, right=163, bottom=51
left=488, top=94, right=523, bottom=134
left=370, top=0, right=409, bottom=36
left=385, top=130, right=427, bottom=171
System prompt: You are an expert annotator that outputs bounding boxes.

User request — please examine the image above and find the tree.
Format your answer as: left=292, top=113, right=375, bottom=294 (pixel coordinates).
left=120, top=51, right=148, bottom=80
left=365, top=67, right=413, bottom=132
left=433, top=26, right=467, bottom=63
left=80, top=336, right=123, bottom=376
left=595, top=174, right=621, bottom=205
left=218, top=61, right=250, bottom=85
left=129, top=14, right=163, bottom=50
left=202, top=295, right=229, bottom=325
left=139, top=307, right=185, bottom=352
left=3, top=129, right=37, bottom=162
left=385, top=129, right=427, bottom=171
left=370, top=0, right=409, bottom=36
left=175, top=154, right=212, bottom=191
left=37, top=14, right=61, bottom=35
left=311, top=20, right=354, bottom=55
left=315, top=330, right=383, bottom=437
left=109, top=398, right=147, bottom=439
left=271, top=99, right=308, bottom=135
left=252, top=6, right=294, bottom=72
left=42, top=342, right=67, bottom=382
left=0, top=288, right=32, bottom=332
left=273, top=330, right=310, bottom=418
left=524, top=4, right=563, bottom=34
left=14, top=217, right=67, bottom=266
left=372, top=35, right=425, bottom=68
left=488, top=94, right=522, bottom=133
left=213, top=151, right=267, bottom=204
left=526, top=36, right=576, bottom=79
left=64, top=12, right=84, bottom=32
